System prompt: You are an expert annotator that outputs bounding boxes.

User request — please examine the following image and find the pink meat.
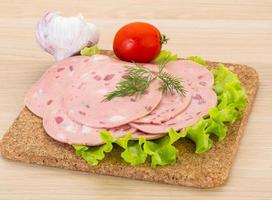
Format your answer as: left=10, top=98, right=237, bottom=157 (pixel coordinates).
left=131, top=131, right=166, bottom=140
left=166, top=60, right=214, bottom=88
left=43, top=99, right=165, bottom=146
left=129, top=59, right=216, bottom=134
left=24, top=56, right=92, bottom=117
left=43, top=99, right=137, bottom=146
left=131, top=59, right=213, bottom=125
left=134, top=84, right=192, bottom=124
left=130, top=87, right=217, bottom=134
left=62, top=56, right=162, bottom=128
left=27, top=54, right=217, bottom=146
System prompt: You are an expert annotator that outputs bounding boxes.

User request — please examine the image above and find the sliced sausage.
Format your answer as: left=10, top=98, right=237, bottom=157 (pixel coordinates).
left=43, top=99, right=137, bottom=146
left=130, top=87, right=217, bottom=134
left=62, top=56, right=162, bottom=128
left=24, top=56, right=91, bottom=117
left=134, top=86, right=191, bottom=124
left=166, top=60, right=214, bottom=88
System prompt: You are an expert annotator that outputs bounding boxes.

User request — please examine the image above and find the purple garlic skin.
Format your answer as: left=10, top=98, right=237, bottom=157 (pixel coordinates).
left=36, top=12, right=99, bottom=61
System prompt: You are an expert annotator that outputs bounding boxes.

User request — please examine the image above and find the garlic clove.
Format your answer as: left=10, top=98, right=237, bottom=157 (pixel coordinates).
left=36, top=11, right=99, bottom=61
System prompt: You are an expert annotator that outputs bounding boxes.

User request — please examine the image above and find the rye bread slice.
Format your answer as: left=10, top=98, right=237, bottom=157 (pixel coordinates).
left=0, top=50, right=258, bottom=188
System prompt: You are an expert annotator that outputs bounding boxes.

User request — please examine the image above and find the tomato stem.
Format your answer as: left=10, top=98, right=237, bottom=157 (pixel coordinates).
left=160, top=34, right=169, bottom=45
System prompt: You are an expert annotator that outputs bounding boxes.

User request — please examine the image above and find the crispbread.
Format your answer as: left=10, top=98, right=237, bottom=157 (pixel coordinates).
left=0, top=50, right=258, bottom=188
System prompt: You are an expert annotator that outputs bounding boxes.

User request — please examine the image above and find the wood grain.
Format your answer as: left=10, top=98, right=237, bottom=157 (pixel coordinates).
left=0, top=0, right=271, bottom=199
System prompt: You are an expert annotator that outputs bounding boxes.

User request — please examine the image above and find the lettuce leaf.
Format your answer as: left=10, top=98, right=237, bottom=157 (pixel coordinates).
left=209, top=106, right=240, bottom=123
left=73, top=144, right=89, bottom=157
left=219, top=82, right=247, bottom=111
left=183, top=119, right=213, bottom=154
left=115, top=134, right=147, bottom=165
left=80, top=45, right=100, bottom=56
left=175, top=64, right=246, bottom=153
left=153, top=50, right=178, bottom=64
left=212, top=64, right=240, bottom=94
left=205, top=118, right=227, bottom=141
left=187, top=56, right=207, bottom=66
left=73, top=61, right=247, bottom=167
left=143, top=128, right=183, bottom=167
left=73, top=130, right=114, bottom=165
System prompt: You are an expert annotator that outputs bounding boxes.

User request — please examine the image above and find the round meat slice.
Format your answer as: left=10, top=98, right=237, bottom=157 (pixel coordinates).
left=130, top=87, right=217, bottom=134
left=166, top=60, right=214, bottom=88
left=63, top=56, right=162, bottom=128
left=134, top=84, right=191, bottom=124
left=43, top=100, right=137, bottom=146
left=132, top=59, right=213, bottom=124
left=24, top=56, right=91, bottom=117
left=131, top=131, right=166, bottom=140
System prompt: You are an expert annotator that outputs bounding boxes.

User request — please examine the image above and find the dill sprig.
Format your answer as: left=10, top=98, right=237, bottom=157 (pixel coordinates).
left=157, top=71, right=185, bottom=95
left=104, top=62, right=185, bottom=101
left=104, top=64, right=156, bottom=101
left=156, top=61, right=185, bottom=96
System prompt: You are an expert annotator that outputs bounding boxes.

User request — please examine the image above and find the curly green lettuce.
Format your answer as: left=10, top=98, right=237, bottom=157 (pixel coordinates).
left=80, top=45, right=100, bottom=56
left=73, top=59, right=247, bottom=167
left=115, top=134, right=147, bottom=165
left=184, top=119, right=213, bottom=154
left=143, top=129, right=185, bottom=167
left=152, top=50, right=178, bottom=64
left=187, top=56, right=207, bottom=66
left=73, top=130, right=114, bottom=165
left=182, top=63, right=247, bottom=154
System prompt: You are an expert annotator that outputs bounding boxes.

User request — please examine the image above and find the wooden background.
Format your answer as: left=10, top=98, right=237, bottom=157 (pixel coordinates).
left=0, top=0, right=271, bottom=199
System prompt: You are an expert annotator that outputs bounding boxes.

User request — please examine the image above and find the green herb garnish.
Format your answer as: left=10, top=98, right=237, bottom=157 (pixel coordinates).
left=104, top=64, right=155, bottom=101
left=157, top=62, right=185, bottom=96
left=104, top=61, right=185, bottom=101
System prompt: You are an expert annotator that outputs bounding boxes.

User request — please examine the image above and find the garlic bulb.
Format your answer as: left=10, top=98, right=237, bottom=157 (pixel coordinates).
left=36, top=11, right=99, bottom=60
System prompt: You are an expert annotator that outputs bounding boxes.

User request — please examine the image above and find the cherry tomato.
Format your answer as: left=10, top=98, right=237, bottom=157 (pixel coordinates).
left=113, top=22, right=166, bottom=63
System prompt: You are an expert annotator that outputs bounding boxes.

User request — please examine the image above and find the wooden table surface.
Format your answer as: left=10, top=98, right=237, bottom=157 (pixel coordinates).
left=0, top=1, right=271, bottom=199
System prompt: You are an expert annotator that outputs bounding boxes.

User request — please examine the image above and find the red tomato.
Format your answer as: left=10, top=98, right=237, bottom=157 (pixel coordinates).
left=113, top=22, right=165, bottom=63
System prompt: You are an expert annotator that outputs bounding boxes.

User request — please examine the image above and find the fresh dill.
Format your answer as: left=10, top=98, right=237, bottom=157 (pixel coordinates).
left=157, top=71, right=185, bottom=96
left=104, top=61, right=185, bottom=101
